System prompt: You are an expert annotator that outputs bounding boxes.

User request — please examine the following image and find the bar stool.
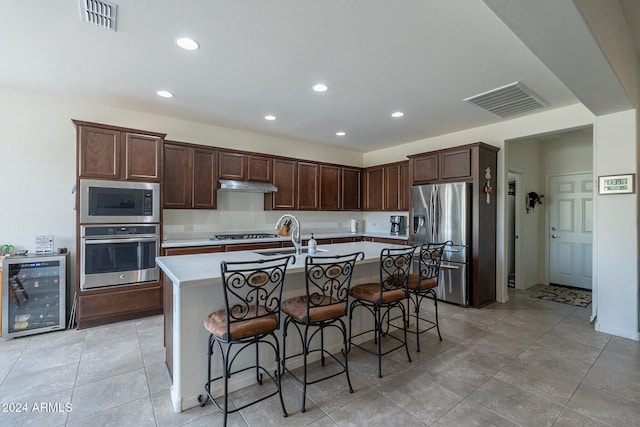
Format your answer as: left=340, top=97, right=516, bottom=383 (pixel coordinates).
left=406, top=242, right=448, bottom=352
left=198, top=255, right=293, bottom=426
left=348, top=246, right=416, bottom=378
left=281, top=252, right=364, bottom=412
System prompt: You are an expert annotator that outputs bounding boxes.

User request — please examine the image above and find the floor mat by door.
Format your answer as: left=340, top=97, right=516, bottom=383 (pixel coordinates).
left=528, top=285, right=592, bottom=307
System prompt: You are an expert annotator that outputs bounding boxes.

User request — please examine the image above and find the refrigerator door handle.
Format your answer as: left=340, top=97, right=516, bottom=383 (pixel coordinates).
left=441, top=264, right=460, bottom=270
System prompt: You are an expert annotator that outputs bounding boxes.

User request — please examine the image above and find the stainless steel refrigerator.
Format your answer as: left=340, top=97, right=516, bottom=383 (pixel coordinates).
left=411, top=182, right=470, bottom=306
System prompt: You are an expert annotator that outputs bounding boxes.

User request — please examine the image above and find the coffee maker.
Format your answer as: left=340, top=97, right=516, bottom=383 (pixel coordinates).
left=390, top=215, right=407, bottom=235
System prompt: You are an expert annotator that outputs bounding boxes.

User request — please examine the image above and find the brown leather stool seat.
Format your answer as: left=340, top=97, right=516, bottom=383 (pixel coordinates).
left=204, top=306, right=278, bottom=341
left=407, top=274, right=438, bottom=291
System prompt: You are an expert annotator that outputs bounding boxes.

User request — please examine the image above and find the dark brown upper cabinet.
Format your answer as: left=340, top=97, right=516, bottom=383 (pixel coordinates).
left=363, top=161, right=408, bottom=211
left=363, top=166, right=384, bottom=211
left=384, top=164, right=401, bottom=211
left=218, top=151, right=246, bottom=181
left=267, top=158, right=297, bottom=210
left=411, top=153, right=438, bottom=183
left=246, top=155, right=272, bottom=182
left=163, top=143, right=192, bottom=208
left=192, top=148, right=218, bottom=209
left=409, top=147, right=471, bottom=184
left=320, top=165, right=341, bottom=210
left=219, top=151, right=272, bottom=183
left=400, top=161, right=410, bottom=211
left=75, top=121, right=164, bottom=182
left=297, top=162, right=319, bottom=210
left=342, top=167, right=362, bottom=211
left=163, top=142, right=217, bottom=209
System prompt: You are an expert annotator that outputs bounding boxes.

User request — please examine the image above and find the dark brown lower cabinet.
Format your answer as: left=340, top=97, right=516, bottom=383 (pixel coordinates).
left=76, top=283, right=163, bottom=329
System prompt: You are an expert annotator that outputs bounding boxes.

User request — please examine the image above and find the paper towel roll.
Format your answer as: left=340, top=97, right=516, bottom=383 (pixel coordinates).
left=350, top=218, right=358, bottom=233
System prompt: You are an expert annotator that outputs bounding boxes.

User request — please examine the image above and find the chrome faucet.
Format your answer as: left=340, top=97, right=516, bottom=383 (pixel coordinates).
left=275, top=214, right=301, bottom=254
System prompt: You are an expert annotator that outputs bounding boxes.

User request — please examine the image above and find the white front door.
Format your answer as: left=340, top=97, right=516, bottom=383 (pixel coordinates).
left=549, top=173, right=593, bottom=289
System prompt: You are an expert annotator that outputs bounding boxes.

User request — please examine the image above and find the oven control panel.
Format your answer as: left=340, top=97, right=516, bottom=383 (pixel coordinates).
left=82, top=225, right=158, bottom=237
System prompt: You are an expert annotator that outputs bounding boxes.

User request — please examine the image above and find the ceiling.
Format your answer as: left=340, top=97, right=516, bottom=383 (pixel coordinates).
left=1, top=1, right=637, bottom=152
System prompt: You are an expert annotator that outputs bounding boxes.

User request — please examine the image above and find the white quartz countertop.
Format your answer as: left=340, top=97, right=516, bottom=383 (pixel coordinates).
left=157, top=241, right=411, bottom=288
left=162, top=231, right=408, bottom=248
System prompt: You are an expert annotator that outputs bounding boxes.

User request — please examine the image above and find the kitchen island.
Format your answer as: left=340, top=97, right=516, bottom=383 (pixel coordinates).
left=157, top=241, right=409, bottom=413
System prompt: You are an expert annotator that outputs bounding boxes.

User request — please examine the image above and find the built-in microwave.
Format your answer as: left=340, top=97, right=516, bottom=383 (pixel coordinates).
left=79, top=179, right=160, bottom=224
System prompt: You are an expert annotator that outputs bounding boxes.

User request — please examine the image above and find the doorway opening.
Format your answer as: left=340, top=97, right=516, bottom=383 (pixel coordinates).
left=507, top=170, right=523, bottom=289
left=504, top=125, right=594, bottom=296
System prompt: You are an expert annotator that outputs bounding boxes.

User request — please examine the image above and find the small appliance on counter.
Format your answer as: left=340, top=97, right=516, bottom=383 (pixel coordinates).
left=350, top=218, right=358, bottom=233
left=390, top=215, right=407, bottom=235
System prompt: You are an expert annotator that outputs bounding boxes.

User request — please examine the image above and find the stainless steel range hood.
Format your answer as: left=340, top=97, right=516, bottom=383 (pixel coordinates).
left=218, top=179, right=278, bottom=193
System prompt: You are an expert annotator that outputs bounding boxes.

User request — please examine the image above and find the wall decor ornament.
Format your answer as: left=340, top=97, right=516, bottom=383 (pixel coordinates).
left=526, top=192, right=543, bottom=213
left=484, top=167, right=492, bottom=204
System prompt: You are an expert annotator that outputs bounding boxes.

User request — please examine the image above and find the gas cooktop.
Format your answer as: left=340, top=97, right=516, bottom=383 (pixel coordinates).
left=213, top=233, right=280, bottom=240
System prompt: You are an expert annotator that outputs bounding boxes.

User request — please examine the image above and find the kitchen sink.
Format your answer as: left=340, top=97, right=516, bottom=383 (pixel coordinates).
left=254, top=248, right=328, bottom=256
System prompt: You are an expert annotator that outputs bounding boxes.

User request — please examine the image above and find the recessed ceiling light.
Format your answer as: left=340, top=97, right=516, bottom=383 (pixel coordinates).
left=176, top=37, right=199, bottom=51
left=336, top=131, right=346, bottom=136
left=156, top=90, right=174, bottom=98
left=313, top=83, right=329, bottom=92
left=264, top=115, right=277, bottom=121
left=391, top=111, right=404, bottom=118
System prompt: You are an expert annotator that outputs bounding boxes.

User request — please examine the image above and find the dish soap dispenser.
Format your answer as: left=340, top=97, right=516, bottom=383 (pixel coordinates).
left=308, top=233, right=317, bottom=255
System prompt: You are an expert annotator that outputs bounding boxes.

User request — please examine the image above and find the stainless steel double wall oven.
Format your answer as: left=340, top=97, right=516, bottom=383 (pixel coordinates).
left=79, top=179, right=160, bottom=290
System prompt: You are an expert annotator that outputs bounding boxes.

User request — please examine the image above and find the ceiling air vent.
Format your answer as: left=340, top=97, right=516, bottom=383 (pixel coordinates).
left=463, top=82, right=546, bottom=118
left=79, top=0, right=117, bottom=31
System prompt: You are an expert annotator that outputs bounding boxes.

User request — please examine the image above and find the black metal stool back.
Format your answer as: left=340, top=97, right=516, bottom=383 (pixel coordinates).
left=407, top=241, right=449, bottom=351
left=220, top=257, right=289, bottom=340
left=379, top=247, right=415, bottom=294
left=415, top=242, right=446, bottom=287
left=304, top=252, right=363, bottom=319
left=348, top=246, right=417, bottom=378
left=281, top=252, right=364, bottom=412
left=199, top=255, right=293, bottom=425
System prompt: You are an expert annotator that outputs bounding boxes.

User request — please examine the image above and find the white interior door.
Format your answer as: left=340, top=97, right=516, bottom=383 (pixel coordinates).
left=549, top=173, right=593, bottom=289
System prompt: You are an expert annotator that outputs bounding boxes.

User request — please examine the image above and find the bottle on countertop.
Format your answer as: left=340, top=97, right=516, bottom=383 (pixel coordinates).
left=308, top=233, right=317, bottom=254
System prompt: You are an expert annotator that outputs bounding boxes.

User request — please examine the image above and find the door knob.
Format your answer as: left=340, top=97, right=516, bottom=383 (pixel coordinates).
left=551, top=234, right=559, bottom=239
left=551, top=227, right=557, bottom=231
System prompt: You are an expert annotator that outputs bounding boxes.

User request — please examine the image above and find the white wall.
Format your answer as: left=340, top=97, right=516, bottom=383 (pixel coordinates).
left=542, top=133, right=593, bottom=175
left=593, top=110, right=639, bottom=340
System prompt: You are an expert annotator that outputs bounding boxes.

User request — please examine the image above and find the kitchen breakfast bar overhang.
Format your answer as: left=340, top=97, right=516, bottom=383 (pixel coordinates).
left=157, top=241, right=410, bottom=413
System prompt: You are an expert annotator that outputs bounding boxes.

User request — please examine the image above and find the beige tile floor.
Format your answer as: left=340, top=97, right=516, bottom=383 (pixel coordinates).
left=0, top=287, right=638, bottom=426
